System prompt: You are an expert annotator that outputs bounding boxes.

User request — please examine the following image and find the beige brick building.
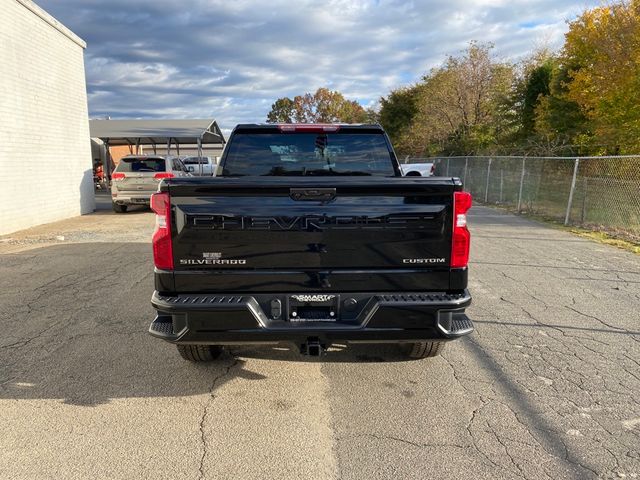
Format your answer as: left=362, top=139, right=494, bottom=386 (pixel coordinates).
left=0, top=0, right=94, bottom=235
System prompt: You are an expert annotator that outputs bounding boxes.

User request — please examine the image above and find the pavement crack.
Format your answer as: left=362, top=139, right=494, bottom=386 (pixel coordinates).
left=498, top=270, right=520, bottom=283
left=486, top=421, right=530, bottom=479
left=564, top=306, right=626, bottom=332
left=521, top=307, right=567, bottom=337
left=198, top=358, right=239, bottom=480
left=0, top=319, right=63, bottom=350
left=500, top=296, right=517, bottom=306
left=464, top=402, right=506, bottom=470
left=525, top=292, right=551, bottom=309
left=338, top=432, right=464, bottom=450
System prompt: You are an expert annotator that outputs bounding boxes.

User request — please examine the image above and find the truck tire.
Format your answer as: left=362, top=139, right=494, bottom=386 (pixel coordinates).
left=403, top=341, right=445, bottom=359
left=112, top=203, right=128, bottom=213
left=176, top=344, right=223, bottom=362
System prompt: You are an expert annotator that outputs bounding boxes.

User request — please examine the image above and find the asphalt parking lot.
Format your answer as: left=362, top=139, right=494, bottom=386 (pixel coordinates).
left=0, top=195, right=638, bottom=479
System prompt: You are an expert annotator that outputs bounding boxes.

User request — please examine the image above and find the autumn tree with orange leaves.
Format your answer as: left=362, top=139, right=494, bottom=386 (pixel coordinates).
left=546, top=0, right=640, bottom=154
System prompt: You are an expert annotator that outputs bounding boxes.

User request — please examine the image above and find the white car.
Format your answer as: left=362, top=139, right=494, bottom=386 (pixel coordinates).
left=400, top=162, right=435, bottom=177
left=183, top=156, right=216, bottom=176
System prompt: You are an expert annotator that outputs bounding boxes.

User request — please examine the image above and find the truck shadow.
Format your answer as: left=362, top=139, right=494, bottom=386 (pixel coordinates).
left=0, top=242, right=417, bottom=407
left=229, top=343, right=413, bottom=363
left=0, top=334, right=414, bottom=407
left=0, top=334, right=268, bottom=407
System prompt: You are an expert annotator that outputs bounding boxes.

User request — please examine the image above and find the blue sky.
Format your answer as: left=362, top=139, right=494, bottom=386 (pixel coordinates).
left=38, top=0, right=600, bottom=132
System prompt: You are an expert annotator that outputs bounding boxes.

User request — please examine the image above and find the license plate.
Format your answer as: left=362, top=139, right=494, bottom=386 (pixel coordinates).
left=289, top=294, right=338, bottom=321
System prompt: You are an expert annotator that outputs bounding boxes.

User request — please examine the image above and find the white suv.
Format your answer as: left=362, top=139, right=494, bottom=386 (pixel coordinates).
left=111, top=156, right=190, bottom=213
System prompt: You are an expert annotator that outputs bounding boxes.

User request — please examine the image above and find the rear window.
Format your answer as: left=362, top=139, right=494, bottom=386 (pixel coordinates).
left=116, top=158, right=165, bottom=172
left=222, top=133, right=395, bottom=176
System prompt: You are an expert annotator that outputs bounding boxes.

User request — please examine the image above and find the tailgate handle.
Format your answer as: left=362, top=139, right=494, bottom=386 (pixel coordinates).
left=290, top=188, right=336, bottom=202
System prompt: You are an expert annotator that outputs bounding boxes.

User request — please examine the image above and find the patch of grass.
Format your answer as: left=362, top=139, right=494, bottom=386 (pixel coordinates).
left=563, top=227, right=640, bottom=255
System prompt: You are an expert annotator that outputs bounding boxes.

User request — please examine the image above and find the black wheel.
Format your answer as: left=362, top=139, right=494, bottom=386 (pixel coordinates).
left=112, top=203, right=128, bottom=213
left=176, top=344, right=223, bottom=362
left=402, top=341, right=445, bottom=359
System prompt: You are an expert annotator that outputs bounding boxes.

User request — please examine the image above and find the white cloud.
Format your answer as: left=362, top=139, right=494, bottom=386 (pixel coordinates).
left=38, top=0, right=600, bottom=130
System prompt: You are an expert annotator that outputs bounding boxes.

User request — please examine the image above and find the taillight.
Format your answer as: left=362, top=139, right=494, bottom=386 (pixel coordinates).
left=154, top=172, right=174, bottom=180
left=112, top=172, right=126, bottom=181
left=150, top=192, right=173, bottom=270
left=451, top=191, right=472, bottom=268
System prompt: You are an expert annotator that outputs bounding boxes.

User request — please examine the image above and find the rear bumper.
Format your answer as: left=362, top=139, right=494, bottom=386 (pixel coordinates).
left=149, top=290, right=473, bottom=346
left=111, top=191, right=153, bottom=205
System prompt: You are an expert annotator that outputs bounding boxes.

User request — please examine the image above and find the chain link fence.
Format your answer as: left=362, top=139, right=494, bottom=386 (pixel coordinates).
left=402, top=156, right=640, bottom=243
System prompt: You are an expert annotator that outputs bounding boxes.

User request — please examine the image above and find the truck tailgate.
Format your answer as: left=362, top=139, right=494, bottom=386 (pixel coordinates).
left=164, top=177, right=460, bottom=293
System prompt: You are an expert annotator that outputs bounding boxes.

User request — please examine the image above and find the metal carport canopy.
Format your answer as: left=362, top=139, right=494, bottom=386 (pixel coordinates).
left=89, top=118, right=225, bottom=146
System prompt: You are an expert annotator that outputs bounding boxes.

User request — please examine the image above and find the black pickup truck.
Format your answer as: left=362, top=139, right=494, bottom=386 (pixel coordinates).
left=148, top=124, right=473, bottom=361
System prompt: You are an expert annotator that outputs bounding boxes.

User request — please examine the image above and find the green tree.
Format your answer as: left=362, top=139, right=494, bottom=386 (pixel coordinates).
left=533, top=62, right=590, bottom=155
left=408, top=42, right=515, bottom=155
left=266, top=97, right=295, bottom=123
left=266, top=88, right=368, bottom=123
left=520, top=58, right=554, bottom=137
left=378, top=85, right=422, bottom=152
left=502, top=52, right=581, bottom=155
